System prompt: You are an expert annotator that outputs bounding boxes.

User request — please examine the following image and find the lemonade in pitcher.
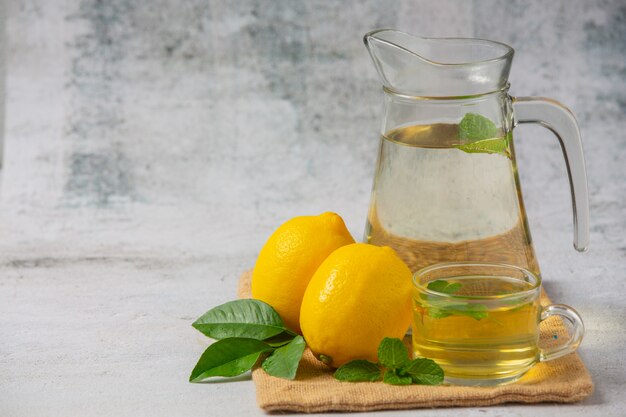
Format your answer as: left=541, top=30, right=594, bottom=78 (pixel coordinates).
left=363, top=29, right=589, bottom=278
left=365, top=119, right=540, bottom=275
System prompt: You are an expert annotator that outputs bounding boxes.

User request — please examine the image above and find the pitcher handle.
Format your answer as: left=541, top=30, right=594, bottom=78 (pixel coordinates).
left=512, top=97, right=590, bottom=252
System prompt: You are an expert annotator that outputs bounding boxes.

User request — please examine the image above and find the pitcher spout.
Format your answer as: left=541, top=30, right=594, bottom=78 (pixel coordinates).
left=364, top=29, right=514, bottom=97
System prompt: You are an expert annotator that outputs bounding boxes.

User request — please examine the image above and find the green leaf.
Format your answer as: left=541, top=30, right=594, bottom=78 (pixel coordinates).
left=458, top=113, right=498, bottom=141
left=454, top=137, right=510, bottom=157
left=189, top=338, right=273, bottom=382
left=401, top=358, right=444, bottom=385
left=383, top=369, right=412, bottom=385
left=456, top=113, right=509, bottom=157
left=334, top=360, right=382, bottom=382
left=447, top=303, right=489, bottom=320
left=427, top=280, right=462, bottom=295
left=428, top=303, right=489, bottom=320
left=192, top=299, right=292, bottom=340
left=262, top=331, right=296, bottom=347
left=426, top=306, right=452, bottom=319
left=261, top=335, right=306, bottom=380
left=377, top=338, right=410, bottom=369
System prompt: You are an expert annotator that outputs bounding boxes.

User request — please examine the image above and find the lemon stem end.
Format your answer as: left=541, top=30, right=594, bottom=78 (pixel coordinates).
left=318, top=354, right=333, bottom=366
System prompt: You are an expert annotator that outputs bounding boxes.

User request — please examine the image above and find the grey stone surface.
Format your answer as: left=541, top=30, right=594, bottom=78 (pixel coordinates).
left=1, top=0, right=624, bottom=416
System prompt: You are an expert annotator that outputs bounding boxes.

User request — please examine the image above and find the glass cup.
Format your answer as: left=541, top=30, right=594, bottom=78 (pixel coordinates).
left=412, top=263, right=584, bottom=386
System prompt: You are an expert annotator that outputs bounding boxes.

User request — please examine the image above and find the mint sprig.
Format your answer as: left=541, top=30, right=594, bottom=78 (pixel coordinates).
left=423, top=279, right=489, bottom=320
left=455, top=137, right=510, bottom=156
left=458, top=113, right=498, bottom=141
left=402, top=357, right=445, bottom=385
left=428, top=303, right=489, bottom=320
left=455, top=113, right=510, bottom=157
left=378, top=337, right=410, bottom=369
left=383, top=369, right=413, bottom=385
left=427, top=279, right=462, bottom=295
left=189, top=299, right=303, bottom=382
left=333, top=360, right=381, bottom=382
left=334, top=338, right=444, bottom=386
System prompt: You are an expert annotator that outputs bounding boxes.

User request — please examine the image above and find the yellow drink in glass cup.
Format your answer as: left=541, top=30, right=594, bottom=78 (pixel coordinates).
left=412, top=263, right=584, bottom=386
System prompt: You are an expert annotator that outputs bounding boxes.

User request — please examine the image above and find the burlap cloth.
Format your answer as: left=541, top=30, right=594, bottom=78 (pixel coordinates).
left=237, top=270, right=593, bottom=413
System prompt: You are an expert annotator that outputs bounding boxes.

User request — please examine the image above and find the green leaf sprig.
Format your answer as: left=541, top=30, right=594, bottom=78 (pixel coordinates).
left=333, top=338, right=444, bottom=386
left=455, top=113, right=511, bottom=157
left=423, top=279, right=489, bottom=320
left=458, top=112, right=498, bottom=141
left=190, top=301, right=446, bottom=385
left=189, top=299, right=304, bottom=382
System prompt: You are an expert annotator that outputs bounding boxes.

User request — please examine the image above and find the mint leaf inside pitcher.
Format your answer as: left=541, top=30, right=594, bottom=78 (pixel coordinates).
left=455, top=136, right=510, bottom=156
left=458, top=113, right=498, bottom=140
left=455, top=113, right=510, bottom=157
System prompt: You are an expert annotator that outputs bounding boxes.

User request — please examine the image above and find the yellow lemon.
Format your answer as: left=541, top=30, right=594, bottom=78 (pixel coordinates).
left=300, top=243, right=412, bottom=367
left=251, top=213, right=354, bottom=334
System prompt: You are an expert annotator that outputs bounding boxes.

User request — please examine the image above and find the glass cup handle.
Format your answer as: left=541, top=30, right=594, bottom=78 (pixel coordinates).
left=512, top=97, right=590, bottom=252
left=538, top=304, right=585, bottom=362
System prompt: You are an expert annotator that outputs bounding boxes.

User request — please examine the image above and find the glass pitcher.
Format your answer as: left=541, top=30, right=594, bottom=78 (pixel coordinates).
left=363, top=29, right=589, bottom=275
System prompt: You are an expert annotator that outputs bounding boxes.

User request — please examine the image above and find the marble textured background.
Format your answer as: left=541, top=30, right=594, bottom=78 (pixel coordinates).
left=1, top=1, right=624, bottom=416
